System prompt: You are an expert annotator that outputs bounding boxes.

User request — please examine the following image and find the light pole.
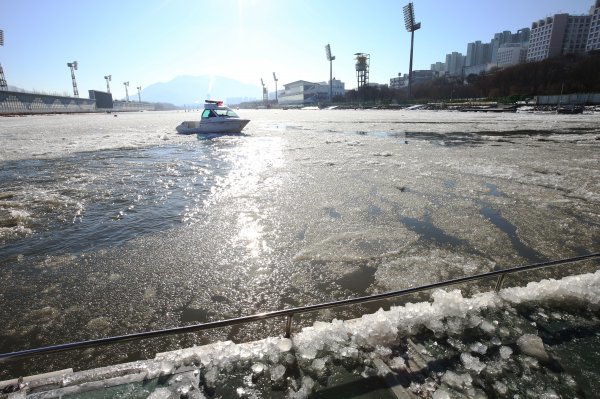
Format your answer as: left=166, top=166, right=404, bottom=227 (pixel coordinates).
left=325, top=44, right=335, bottom=102
left=260, top=78, right=267, bottom=106
left=67, top=61, right=79, bottom=97
left=403, top=2, right=421, bottom=99
left=0, top=29, right=7, bottom=91
left=123, top=81, right=129, bottom=102
left=104, top=75, right=111, bottom=93
left=137, top=86, right=142, bottom=102
left=272, top=72, right=278, bottom=104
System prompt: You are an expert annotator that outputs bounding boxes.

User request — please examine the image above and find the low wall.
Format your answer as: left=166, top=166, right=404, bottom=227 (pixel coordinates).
left=0, top=91, right=96, bottom=114
left=0, top=91, right=157, bottom=115
left=112, top=100, right=155, bottom=112
left=535, top=92, right=600, bottom=105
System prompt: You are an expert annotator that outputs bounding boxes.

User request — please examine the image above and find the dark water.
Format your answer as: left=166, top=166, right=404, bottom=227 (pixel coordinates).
left=0, top=143, right=228, bottom=262
left=1, top=111, right=599, bottom=389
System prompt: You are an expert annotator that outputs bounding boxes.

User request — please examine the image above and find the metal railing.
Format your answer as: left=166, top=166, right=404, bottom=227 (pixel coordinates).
left=1, top=252, right=598, bottom=362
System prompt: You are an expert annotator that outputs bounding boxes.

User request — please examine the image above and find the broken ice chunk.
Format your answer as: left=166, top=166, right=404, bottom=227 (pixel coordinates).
left=516, top=334, right=549, bottom=362
left=460, top=353, right=486, bottom=373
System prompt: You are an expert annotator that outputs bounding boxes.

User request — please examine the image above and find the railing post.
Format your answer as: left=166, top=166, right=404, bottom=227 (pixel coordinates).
left=285, top=314, right=294, bottom=338
left=495, top=274, right=506, bottom=292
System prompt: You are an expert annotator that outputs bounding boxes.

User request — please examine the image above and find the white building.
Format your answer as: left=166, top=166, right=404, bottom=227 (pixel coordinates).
left=586, top=0, right=600, bottom=51
left=390, top=75, right=407, bottom=90
left=496, top=43, right=528, bottom=67
left=278, top=79, right=344, bottom=105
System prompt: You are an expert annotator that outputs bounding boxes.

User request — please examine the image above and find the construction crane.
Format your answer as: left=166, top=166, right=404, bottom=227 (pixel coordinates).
left=67, top=61, right=79, bottom=97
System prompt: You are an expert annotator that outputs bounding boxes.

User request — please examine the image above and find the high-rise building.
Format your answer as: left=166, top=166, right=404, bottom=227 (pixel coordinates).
left=466, top=41, right=492, bottom=67
left=445, top=52, right=466, bottom=76
left=497, top=43, right=528, bottom=67
left=430, top=62, right=446, bottom=73
left=527, top=13, right=591, bottom=62
left=513, top=28, right=531, bottom=44
left=562, top=15, right=592, bottom=54
left=586, top=0, right=600, bottom=51
left=491, top=31, right=513, bottom=63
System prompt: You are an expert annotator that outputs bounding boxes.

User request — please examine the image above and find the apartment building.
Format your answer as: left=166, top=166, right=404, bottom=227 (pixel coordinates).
left=587, top=0, right=600, bottom=51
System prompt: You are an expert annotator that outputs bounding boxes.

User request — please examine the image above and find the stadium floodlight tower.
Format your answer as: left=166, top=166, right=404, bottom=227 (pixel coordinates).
left=67, top=61, right=79, bottom=97
left=123, top=81, right=130, bottom=102
left=403, top=2, right=421, bottom=99
left=137, top=86, right=142, bottom=102
left=260, top=78, right=268, bottom=106
left=0, top=29, right=7, bottom=91
left=325, top=44, right=335, bottom=102
left=272, top=72, right=278, bottom=103
left=104, top=75, right=112, bottom=93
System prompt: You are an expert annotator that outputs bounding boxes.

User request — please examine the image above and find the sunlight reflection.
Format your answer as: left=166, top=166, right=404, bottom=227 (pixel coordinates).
left=202, top=136, right=284, bottom=258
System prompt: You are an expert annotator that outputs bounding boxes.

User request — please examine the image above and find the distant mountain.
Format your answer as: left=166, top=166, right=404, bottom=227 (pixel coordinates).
left=139, top=75, right=261, bottom=105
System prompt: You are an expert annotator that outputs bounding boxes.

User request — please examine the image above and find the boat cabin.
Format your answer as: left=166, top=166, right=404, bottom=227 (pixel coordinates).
left=201, top=101, right=241, bottom=119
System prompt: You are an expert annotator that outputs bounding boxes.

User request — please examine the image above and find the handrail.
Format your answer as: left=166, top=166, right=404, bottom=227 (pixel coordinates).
left=0, top=252, right=598, bottom=362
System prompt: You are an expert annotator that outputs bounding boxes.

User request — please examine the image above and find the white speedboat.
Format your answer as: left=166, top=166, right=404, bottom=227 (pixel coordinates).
left=176, top=100, right=250, bottom=134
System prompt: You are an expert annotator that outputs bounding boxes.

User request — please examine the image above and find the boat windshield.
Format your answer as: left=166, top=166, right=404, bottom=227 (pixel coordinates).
left=214, top=108, right=239, bottom=118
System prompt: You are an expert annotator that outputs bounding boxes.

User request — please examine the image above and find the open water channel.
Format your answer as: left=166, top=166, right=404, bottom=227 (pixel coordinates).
left=0, top=109, right=599, bottom=397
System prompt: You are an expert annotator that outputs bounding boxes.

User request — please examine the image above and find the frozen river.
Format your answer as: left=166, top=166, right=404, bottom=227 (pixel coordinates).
left=0, top=109, right=599, bottom=396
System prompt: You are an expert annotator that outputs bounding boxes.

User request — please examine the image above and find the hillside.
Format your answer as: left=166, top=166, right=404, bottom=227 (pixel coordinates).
left=139, top=75, right=261, bottom=105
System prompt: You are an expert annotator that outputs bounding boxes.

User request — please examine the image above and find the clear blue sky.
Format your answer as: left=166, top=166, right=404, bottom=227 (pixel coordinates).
left=0, top=0, right=595, bottom=98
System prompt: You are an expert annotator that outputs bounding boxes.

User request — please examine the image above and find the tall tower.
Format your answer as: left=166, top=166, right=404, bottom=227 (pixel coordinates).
left=0, top=29, right=7, bottom=91
left=67, top=61, right=79, bottom=97
left=260, top=78, right=268, bottom=105
left=123, top=81, right=130, bottom=102
left=403, top=2, right=421, bottom=99
left=354, top=53, right=370, bottom=90
left=272, top=72, right=278, bottom=103
left=325, top=44, right=336, bottom=102
left=104, top=75, right=112, bottom=93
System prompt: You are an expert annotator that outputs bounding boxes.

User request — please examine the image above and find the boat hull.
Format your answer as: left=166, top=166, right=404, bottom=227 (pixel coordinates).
left=176, top=119, right=250, bottom=134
